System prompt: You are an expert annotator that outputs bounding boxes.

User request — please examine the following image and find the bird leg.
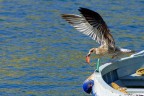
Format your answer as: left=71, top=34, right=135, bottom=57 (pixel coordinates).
left=96, top=58, right=100, bottom=72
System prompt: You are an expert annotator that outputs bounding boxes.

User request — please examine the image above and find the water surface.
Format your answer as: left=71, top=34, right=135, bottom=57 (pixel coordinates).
left=0, top=0, right=144, bottom=96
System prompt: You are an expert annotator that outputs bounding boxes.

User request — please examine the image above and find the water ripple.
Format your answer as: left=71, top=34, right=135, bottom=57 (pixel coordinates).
left=0, top=0, right=143, bottom=96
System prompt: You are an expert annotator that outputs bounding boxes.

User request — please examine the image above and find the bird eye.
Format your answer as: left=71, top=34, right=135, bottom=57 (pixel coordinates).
left=90, top=50, right=93, bottom=52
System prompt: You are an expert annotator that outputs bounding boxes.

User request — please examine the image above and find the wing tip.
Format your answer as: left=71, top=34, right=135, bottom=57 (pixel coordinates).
left=78, top=7, right=85, bottom=11
left=78, top=7, right=91, bottom=13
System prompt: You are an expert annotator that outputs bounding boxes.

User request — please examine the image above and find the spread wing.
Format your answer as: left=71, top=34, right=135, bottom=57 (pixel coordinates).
left=61, top=7, right=115, bottom=49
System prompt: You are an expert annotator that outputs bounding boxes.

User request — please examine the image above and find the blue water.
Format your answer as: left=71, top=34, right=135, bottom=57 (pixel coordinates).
left=0, top=0, right=143, bottom=96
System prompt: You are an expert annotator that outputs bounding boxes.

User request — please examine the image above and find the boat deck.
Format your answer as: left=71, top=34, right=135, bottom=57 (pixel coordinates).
left=114, top=73, right=144, bottom=93
left=120, top=73, right=144, bottom=86
left=92, top=51, right=144, bottom=96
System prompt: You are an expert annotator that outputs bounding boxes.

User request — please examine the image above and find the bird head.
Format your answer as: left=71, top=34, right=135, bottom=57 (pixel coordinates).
left=86, top=48, right=96, bottom=64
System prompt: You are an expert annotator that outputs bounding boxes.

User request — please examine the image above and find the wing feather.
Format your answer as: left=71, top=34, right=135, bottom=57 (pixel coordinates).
left=61, top=7, right=115, bottom=49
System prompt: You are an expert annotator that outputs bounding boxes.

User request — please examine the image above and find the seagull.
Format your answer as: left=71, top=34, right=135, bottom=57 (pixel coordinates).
left=61, top=7, right=135, bottom=71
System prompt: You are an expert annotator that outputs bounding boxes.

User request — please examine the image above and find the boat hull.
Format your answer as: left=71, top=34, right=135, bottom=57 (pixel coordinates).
left=91, top=50, right=144, bottom=96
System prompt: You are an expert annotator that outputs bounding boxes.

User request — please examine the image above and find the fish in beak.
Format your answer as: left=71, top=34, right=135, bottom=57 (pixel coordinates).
left=86, top=54, right=90, bottom=64
left=86, top=48, right=96, bottom=64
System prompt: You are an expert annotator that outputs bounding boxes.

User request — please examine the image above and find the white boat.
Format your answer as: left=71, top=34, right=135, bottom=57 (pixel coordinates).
left=83, top=50, right=144, bottom=96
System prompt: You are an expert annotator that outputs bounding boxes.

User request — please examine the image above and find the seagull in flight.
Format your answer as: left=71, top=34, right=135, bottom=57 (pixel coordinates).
left=61, top=7, right=135, bottom=71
